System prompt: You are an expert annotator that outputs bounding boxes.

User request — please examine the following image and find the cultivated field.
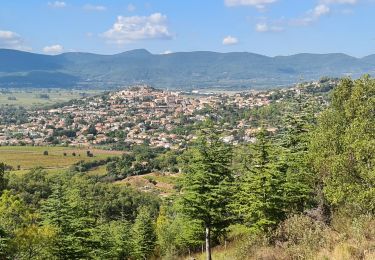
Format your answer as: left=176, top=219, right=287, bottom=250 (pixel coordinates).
left=0, top=146, right=122, bottom=171
left=0, top=88, right=102, bottom=107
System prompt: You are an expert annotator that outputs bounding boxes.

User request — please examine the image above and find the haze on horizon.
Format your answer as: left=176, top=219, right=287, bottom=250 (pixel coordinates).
left=1, top=0, right=374, bottom=57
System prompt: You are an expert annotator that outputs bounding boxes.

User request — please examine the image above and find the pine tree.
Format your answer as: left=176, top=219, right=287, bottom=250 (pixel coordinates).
left=0, top=226, right=10, bottom=260
left=131, top=207, right=156, bottom=259
left=280, top=114, right=313, bottom=214
left=234, top=128, right=286, bottom=230
left=179, top=123, right=234, bottom=260
left=156, top=204, right=203, bottom=258
left=0, top=163, right=7, bottom=195
left=91, top=220, right=132, bottom=259
left=41, top=183, right=90, bottom=259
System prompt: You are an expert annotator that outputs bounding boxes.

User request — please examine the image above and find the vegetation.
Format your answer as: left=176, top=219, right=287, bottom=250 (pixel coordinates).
left=0, top=76, right=374, bottom=259
left=0, top=88, right=101, bottom=108
left=0, top=146, right=121, bottom=172
left=0, top=49, right=372, bottom=89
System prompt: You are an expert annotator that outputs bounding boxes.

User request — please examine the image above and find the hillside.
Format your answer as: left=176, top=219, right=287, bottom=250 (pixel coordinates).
left=0, top=49, right=374, bottom=89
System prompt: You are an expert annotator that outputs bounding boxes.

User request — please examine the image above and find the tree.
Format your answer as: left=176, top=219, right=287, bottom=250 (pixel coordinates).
left=0, top=163, right=7, bottom=195
left=131, top=207, right=156, bottom=259
left=85, top=125, right=98, bottom=136
left=179, top=124, right=234, bottom=260
left=280, top=114, right=314, bottom=214
left=156, top=205, right=203, bottom=258
left=41, top=183, right=93, bottom=259
left=91, top=220, right=132, bottom=259
left=13, top=214, right=56, bottom=260
left=309, top=76, right=375, bottom=215
left=0, top=191, right=30, bottom=259
left=0, top=226, right=11, bottom=259
left=234, top=129, right=286, bottom=230
left=8, top=168, right=52, bottom=207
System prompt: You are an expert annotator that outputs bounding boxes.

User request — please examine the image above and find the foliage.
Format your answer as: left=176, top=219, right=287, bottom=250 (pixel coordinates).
left=234, top=129, right=288, bottom=230
left=131, top=207, right=157, bottom=259
left=309, top=76, right=375, bottom=214
left=179, top=122, right=234, bottom=258
left=0, top=163, right=8, bottom=195
left=156, top=204, right=204, bottom=258
left=1, top=75, right=374, bottom=259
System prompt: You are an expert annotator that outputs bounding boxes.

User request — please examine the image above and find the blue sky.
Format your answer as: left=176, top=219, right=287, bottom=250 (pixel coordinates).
left=0, top=0, right=374, bottom=56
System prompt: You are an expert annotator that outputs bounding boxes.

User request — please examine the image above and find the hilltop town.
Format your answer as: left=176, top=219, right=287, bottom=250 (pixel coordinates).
left=0, top=81, right=333, bottom=149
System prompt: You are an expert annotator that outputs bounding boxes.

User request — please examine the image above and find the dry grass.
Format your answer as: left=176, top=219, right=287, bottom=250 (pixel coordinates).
left=116, top=172, right=179, bottom=196
left=0, top=146, right=121, bottom=170
left=188, top=214, right=375, bottom=260
left=0, top=89, right=101, bottom=108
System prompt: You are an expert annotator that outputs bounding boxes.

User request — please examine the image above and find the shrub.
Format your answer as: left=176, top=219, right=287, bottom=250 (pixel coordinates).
left=272, top=214, right=333, bottom=259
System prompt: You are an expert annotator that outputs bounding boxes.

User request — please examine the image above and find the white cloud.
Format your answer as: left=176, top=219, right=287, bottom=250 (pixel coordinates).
left=313, top=4, right=331, bottom=16
left=83, top=4, right=107, bottom=11
left=291, top=4, right=330, bottom=26
left=321, top=0, right=357, bottom=4
left=102, top=13, right=172, bottom=44
left=255, top=22, right=283, bottom=32
left=48, top=1, right=66, bottom=8
left=222, top=35, right=239, bottom=45
left=43, top=44, right=64, bottom=54
left=257, top=0, right=353, bottom=32
left=225, top=0, right=277, bottom=9
left=0, top=30, right=31, bottom=51
left=162, top=50, right=173, bottom=54
left=127, top=3, right=136, bottom=12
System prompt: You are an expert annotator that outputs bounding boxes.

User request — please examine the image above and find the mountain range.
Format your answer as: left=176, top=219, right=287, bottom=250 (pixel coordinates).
left=0, top=48, right=374, bottom=89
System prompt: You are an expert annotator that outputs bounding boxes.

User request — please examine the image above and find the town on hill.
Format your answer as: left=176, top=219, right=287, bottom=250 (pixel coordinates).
left=0, top=81, right=333, bottom=148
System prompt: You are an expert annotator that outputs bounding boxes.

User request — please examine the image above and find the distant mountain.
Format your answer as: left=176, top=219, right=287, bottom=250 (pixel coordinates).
left=0, top=49, right=374, bottom=89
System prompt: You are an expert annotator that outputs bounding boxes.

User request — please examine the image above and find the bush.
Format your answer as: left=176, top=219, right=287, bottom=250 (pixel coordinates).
left=43, top=151, right=48, bottom=156
left=274, top=215, right=328, bottom=246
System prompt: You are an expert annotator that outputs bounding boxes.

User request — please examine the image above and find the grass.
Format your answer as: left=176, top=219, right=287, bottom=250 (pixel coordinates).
left=187, top=214, right=375, bottom=260
left=0, top=88, right=102, bottom=108
left=115, top=172, right=179, bottom=196
left=86, top=165, right=108, bottom=177
left=0, top=146, right=121, bottom=171
left=145, top=173, right=179, bottom=185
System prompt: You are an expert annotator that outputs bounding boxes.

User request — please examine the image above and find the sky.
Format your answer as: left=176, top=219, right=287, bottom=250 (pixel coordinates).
left=0, top=0, right=374, bottom=57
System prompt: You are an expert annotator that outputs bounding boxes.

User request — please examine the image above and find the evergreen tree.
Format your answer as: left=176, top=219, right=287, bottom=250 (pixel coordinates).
left=0, top=163, right=7, bottom=195
left=41, top=183, right=91, bottom=259
left=234, top=129, right=286, bottom=230
left=131, top=207, right=156, bottom=259
left=91, top=220, right=132, bottom=259
left=0, top=226, right=10, bottom=260
left=179, top=123, right=234, bottom=260
left=156, top=204, right=203, bottom=258
left=280, top=114, right=313, bottom=214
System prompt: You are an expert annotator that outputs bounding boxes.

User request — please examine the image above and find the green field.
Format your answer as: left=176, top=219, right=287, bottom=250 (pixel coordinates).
left=0, top=146, right=122, bottom=171
left=0, top=88, right=102, bottom=108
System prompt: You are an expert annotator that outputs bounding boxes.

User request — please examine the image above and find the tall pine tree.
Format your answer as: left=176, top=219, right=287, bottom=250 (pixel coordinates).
left=131, top=207, right=156, bottom=259
left=179, top=123, right=234, bottom=260
left=234, top=128, right=286, bottom=230
left=0, top=163, right=7, bottom=195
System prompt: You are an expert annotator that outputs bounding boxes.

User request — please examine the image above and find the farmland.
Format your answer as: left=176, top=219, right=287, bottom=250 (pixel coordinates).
left=0, top=88, right=102, bottom=108
left=0, top=146, right=122, bottom=171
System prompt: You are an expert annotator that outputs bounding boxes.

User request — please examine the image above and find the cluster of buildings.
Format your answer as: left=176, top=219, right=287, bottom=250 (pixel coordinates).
left=0, top=83, right=328, bottom=149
